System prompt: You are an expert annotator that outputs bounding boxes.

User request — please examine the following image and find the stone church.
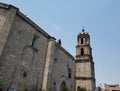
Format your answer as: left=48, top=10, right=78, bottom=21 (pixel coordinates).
left=0, top=3, right=95, bottom=91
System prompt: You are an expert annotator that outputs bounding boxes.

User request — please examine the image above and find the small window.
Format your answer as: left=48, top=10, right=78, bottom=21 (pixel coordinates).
left=54, top=58, right=57, bottom=62
left=23, top=72, right=27, bottom=78
left=53, top=82, right=56, bottom=85
left=81, top=38, right=84, bottom=44
left=81, top=48, right=84, bottom=55
left=68, top=73, right=71, bottom=78
left=32, top=35, right=41, bottom=50
left=68, top=68, right=72, bottom=79
left=77, top=86, right=80, bottom=91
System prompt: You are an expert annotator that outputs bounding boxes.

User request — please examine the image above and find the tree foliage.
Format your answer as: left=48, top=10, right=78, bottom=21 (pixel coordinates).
left=60, top=81, right=70, bottom=91
left=77, top=87, right=86, bottom=91
left=60, top=86, right=70, bottom=91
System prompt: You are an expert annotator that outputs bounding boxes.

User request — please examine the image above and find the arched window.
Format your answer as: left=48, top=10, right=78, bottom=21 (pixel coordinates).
left=81, top=48, right=84, bottom=55
left=81, top=38, right=84, bottom=44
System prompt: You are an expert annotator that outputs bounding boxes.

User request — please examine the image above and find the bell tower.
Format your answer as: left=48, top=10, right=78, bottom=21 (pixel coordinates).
left=75, top=29, right=96, bottom=91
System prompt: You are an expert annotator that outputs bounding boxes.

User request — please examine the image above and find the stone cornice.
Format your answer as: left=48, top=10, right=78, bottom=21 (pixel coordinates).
left=76, top=55, right=92, bottom=59
left=0, top=2, right=9, bottom=9
left=75, top=59, right=94, bottom=64
left=76, top=44, right=91, bottom=48
left=0, top=3, right=19, bottom=10
left=75, top=77, right=95, bottom=80
left=17, top=11, right=51, bottom=39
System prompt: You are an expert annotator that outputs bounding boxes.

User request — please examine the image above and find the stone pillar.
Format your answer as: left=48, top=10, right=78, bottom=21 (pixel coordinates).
left=0, top=5, right=18, bottom=56
left=42, top=37, right=55, bottom=91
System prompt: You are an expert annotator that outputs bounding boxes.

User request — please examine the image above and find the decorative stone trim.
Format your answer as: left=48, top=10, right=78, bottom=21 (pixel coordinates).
left=75, top=59, right=94, bottom=64
left=75, top=77, right=95, bottom=80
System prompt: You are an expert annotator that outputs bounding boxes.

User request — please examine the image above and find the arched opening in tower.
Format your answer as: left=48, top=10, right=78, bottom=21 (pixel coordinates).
left=81, top=48, right=84, bottom=55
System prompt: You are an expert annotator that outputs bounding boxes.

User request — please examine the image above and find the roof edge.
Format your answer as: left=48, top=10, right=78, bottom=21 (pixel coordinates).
left=0, top=2, right=9, bottom=9
left=17, top=11, right=51, bottom=38
left=0, top=2, right=51, bottom=38
left=55, top=42, right=75, bottom=60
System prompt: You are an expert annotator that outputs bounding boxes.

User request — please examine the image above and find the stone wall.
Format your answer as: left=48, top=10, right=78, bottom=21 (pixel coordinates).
left=0, top=4, right=49, bottom=91
left=47, top=44, right=75, bottom=91
left=0, top=3, right=75, bottom=91
left=76, top=62, right=91, bottom=77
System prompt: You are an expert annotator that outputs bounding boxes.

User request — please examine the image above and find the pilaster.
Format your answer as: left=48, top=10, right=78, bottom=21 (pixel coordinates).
left=42, top=37, right=55, bottom=91
left=0, top=6, right=18, bottom=56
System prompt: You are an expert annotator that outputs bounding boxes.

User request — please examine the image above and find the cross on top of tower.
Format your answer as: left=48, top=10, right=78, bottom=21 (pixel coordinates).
left=82, top=26, right=85, bottom=32
left=80, top=27, right=89, bottom=35
left=81, top=28, right=87, bottom=34
left=82, top=28, right=85, bottom=32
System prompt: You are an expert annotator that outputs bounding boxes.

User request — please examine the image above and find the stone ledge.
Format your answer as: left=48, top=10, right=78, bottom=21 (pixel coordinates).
left=0, top=2, right=9, bottom=9
left=75, top=77, right=95, bottom=80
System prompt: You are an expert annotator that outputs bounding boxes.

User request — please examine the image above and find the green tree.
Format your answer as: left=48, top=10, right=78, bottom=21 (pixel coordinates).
left=60, top=86, right=70, bottom=91
left=60, top=81, right=70, bottom=91
left=77, top=87, right=86, bottom=91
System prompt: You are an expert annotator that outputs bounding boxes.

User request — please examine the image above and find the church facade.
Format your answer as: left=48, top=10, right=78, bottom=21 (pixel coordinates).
left=0, top=3, right=95, bottom=91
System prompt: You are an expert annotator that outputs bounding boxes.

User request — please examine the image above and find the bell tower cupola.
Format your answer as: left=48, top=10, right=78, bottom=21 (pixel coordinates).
left=76, top=29, right=92, bottom=60
left=75, top=29, right=96, bottom=91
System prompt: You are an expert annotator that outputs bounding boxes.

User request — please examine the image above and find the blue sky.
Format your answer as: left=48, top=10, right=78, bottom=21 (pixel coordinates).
left=1, top=0, right=120, bottom=87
